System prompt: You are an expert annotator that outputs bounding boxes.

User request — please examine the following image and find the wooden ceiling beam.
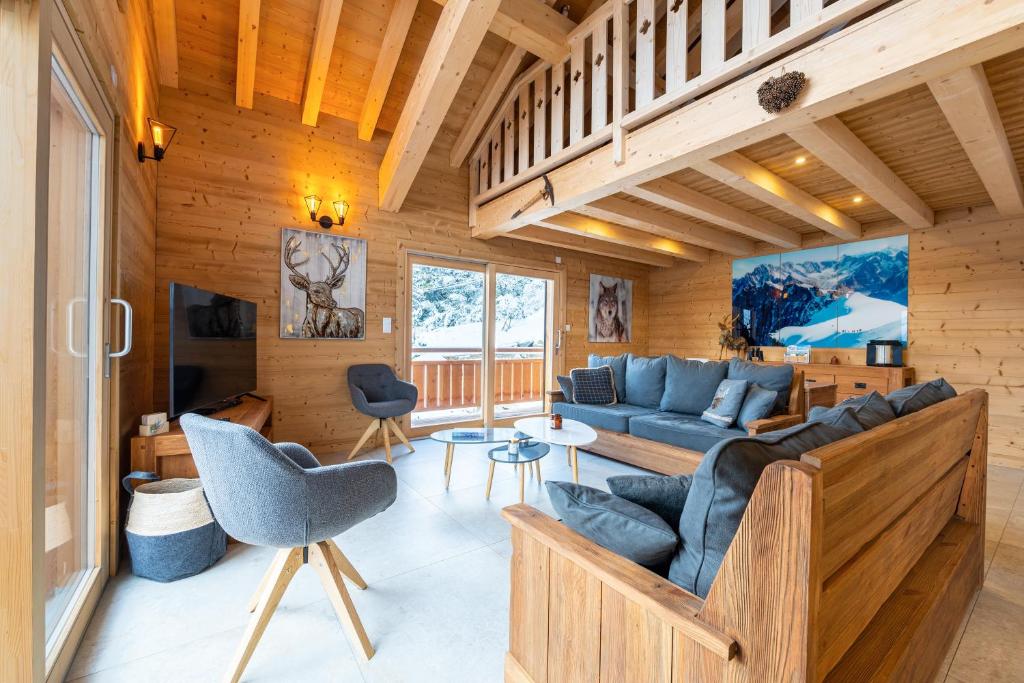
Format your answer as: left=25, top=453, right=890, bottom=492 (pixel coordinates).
left=450, top=42, right=526, bottom=167
left=235, top=0, right=261, bottom=109
left=625, top=178, right=801, bottom=248
left=358, top=0, right=418, bottom=141
left=301, top=0, right=345, bottom=127
left=536, top=212, right=709, bottom=262
left=693, top=152, right=862, bottom=240
left=153, top=0, right=179, bottom=88
left=379, top=0, right=502, bottom=211
left=927, top=64, right=1024, bottom=217
left=577, top=196, right=756, bottom=256
left=472, top=0, right=1023, bottom=238
left=510, top=226, right=675, bottom=267
left=788, top=117, right=935, bottom=229
left=430, top=0, right=576, bottom=64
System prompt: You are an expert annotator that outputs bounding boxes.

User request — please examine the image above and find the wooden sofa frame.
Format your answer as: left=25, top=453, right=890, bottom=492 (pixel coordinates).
left=504, top=389, right=988, bottom=682
left=550, top=370, right=806, bottom=475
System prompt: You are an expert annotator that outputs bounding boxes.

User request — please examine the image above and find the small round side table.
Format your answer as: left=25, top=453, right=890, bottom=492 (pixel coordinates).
left=487, top=441, right=550, bottom=503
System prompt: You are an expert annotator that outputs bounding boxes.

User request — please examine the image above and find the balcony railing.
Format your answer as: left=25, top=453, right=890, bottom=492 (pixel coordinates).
left=411, top=347, right=546, bottom=411
left=469, top=0, right=888, bottom=207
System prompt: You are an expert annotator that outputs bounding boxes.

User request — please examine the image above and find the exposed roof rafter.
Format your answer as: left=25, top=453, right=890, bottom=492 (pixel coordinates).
left=536, top=212, right=710, bottom=262
left=301, top=0, right=345, bottom=127
left=358, top=0, right=418, bottom=142
left=510, top=226, right=675, bottom=267
left=235, top=0, right=261, bottom=109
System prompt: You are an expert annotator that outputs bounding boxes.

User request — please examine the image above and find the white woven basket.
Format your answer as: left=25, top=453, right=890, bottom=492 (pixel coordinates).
left=125, top=478, right=215, bottom=537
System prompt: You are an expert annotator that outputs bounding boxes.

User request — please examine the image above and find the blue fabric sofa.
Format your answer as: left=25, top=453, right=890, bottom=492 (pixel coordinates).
left=552, top=354, right=803, bottom=474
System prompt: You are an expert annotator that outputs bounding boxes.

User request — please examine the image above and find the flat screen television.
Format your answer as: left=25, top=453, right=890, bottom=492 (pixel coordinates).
left=169, top=283, right=258, bottom=417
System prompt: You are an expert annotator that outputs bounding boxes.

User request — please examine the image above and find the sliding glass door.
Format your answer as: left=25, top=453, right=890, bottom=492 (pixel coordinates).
left=406, top=255, right=561, bottom=431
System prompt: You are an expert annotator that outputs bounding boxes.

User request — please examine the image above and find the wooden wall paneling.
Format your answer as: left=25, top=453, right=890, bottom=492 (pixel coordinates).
left=357, top=0, right=418, bottom=141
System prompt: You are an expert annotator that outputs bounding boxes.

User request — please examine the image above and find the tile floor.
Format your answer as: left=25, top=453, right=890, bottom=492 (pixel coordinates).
left=69, top=439, right=1024, bottom=682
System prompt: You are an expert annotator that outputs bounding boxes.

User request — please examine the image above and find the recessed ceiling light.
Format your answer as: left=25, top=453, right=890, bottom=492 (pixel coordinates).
left=853, top=195, right=864, bottom=204
left=795, top=156, right=807, bottom=165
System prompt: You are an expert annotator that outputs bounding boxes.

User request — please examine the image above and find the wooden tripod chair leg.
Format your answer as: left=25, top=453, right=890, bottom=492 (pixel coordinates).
left=310, top=542, right=375, bottom=660
left=247, top=556, right=280, bottom=612
left=387, top=418, right=415, bottom=453
left=325, top=539, right=367, bottom=589
left=381, top=421, right=392, bottom=464
left=226, top=548, right=303, bottom=683
left=347, top=419, right=380, bottom=460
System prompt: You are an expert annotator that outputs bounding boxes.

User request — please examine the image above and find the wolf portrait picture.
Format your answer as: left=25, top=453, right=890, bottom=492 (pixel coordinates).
left=588, top=275, right=632, bottom=343
left=280, top=228, right=366, bottom=340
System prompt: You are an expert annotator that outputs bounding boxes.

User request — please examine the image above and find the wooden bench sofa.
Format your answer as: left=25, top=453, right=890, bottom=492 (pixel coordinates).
left=550, top=370, right=806, bottom=475
left=503, top=389, right=988, bottom=682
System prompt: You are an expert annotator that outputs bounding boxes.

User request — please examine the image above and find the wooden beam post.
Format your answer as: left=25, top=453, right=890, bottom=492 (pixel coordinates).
left=928, top=64, right=1024, bottom=217
left=789, top=117, right=934, bottom=229
left=429, top=0, right=576, bottom=64
left=301, top=0, right=345, bottom=128
left=509, top=226, right=675, bottom=266
left=358, top=0, right=418, bottom=142
left=153, top=0, right=179, bottom=88
left=379, top=0, right=501, bottom=211
left=235, top=0, right=261, bottom=109
left=536, top=212, right=710, bottom=262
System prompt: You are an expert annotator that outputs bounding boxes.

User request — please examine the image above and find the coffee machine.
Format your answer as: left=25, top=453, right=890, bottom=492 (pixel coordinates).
left=866, top=339, right=904, bottom=367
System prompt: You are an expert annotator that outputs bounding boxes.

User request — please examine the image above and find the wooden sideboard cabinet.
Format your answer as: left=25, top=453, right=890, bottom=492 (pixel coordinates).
left=765, top=362, right=915, bottom=403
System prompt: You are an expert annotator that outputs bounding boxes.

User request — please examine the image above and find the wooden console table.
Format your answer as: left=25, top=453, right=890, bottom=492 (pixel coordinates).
left=130, top=396, right=273, bottom=482
left=763, top=362, right=914, bottom=404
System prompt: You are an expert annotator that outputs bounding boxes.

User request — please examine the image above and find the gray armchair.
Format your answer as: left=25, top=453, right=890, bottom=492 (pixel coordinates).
left=347, top=363, right=418, bottom=463
left=180, top=413, right=397, bottom=679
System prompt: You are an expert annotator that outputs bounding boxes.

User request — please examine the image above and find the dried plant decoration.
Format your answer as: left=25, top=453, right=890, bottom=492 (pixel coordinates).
left=757, top=71, right=807, bottom=114
left=717, top=313, right=749, bottom=359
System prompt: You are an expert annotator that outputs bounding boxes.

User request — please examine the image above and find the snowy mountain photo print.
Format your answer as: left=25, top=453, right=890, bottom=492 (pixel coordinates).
left=731, top=235, right=908, bottom=348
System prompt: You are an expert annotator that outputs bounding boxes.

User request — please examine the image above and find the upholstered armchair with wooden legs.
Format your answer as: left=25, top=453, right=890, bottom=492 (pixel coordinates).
left=347, top=363, right=417, bottom=463
left=179, top=414, right=397, bottom=683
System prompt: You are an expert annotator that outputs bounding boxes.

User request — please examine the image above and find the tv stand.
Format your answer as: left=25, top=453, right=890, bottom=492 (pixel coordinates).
left=193, top=397, right=243, bottom=416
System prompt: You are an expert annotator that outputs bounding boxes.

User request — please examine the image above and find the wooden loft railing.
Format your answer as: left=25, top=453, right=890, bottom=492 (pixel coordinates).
left=469, top=0, right=889, bottom=208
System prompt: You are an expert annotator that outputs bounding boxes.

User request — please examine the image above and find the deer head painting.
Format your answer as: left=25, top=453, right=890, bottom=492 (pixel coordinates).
left=588, top=274, right=632, bottom=343
left=280, top=228, right=366, bottom=340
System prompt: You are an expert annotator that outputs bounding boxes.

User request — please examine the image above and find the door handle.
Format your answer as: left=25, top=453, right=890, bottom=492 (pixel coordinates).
left=66, top=297, right=87, bottom=358
left=110, top=298, right=133, bottom=358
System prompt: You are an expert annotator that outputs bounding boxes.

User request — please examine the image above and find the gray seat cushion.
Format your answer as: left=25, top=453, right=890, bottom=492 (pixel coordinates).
left=736, top=384, right=779, bottom=431
left=607, top=474, right=692, bottom=527
left=669, top=420, right=856, bottom=598
left=589, top=353, right=628, bottom=403
left=726, top=358, right=794, bottom=414
left=886, top=378, right=957, bottom=417
left=546, top=481, right=679, bottom=568
left=807, top=405, right=865, bottom=433
left=660, top=357, right=728, bottom=415
left=628, top=412, right=746, bottom=453
left=552, top=401, right=655, bottom=433
left=809, top=391, right=895, bottom=430
left=625, top=354, right=668, bottom=409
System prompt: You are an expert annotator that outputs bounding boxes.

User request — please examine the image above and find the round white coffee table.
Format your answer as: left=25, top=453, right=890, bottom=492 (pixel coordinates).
left=514, top=417, right=597, bottom=484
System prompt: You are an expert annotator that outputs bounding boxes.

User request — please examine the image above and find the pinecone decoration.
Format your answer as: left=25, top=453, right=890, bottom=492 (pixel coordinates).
left=757, top=71, right=807, bottom=114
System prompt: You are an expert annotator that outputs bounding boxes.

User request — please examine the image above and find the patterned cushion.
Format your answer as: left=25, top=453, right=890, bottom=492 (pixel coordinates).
left=702, top=379, right=749, bottom=428
left=570, top=366, right=618, bottom=405
left=589, top=353, right=628, bottom=403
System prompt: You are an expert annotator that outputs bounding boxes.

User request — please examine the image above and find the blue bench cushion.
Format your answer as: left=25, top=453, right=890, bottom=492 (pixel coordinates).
left=726, top=358, right=794, bottom=414
left=886, top=378, right=957, bottom=417
left=660, top=357, right=728, bottom=415
left=628, top=412, right=746, bottom=453
left=589, top=353, right=628, bottom=403
left=669, top=420, right=857, bottom=598
left=810, top=391, right=895, bottom=430
left=625, top=354, right=668, bottom=409
left=551, top=402, right=655, bottom=433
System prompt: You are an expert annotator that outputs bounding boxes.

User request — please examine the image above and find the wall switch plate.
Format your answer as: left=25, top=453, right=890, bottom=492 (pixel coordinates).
left=564, top=324, right=571, bottom=332
left=555, top=256, right=562, bottom=264
left=383, top=317, right=392, bottom=334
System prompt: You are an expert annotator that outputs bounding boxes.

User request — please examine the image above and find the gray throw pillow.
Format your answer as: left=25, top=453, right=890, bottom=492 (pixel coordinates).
left=607, top=474, right=692, bottom=527
left=670, top=420, right=858, bottom=598
left=736, top=384, right=778, bottom=430
left=808, top=405, right=865, bottom=433
left=546, top=481, right=679, bottom=567
left=886, top=378, right=957, bottom=417
left=570, top=366, right=617, bottom=405
left=660, top=357, right=729, bottom=415
left=809, top=391, right=895, bottom=430
left=556, top=375, right=575, bottom=403
left=589, top=353, right=628, bottom=403
left=625, top=354, right=668, bottom=409
left=727, top=358, right=794, bottom=414
left=701, top=379, right=749, bottom=428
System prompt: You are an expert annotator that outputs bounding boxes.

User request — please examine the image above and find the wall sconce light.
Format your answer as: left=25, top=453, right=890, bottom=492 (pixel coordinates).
left=137, top=118, right=177, bottom=163
left=304, top=195, right=349, bottom=229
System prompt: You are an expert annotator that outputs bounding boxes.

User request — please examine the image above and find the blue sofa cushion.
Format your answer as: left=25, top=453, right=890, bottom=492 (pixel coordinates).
left=808, top=405, right=865, bottom=433
left=670, top=420, right=856, bottom=598
left=886, top=378, right=957, bottom=417
left=570, top=366, right=617, bottom=405
left=736, top=384, right=778, bottom=431
left=589, top=353, right=628, bottom=403
left=660, top=357, right=729, bottom=415
left=556, top=375, right=575, bottom=403
left=702, top=379, right=749, bottom=428
left=552, top=402, right=655, bottom=433
left=607, top=474, right=692, bottom=527
left=625, top=354, right=668, bottom=409
left=628, top=412, right=746, bottom=453
left=809, top=391, right=895, bottom=430
left=546, top=481, right=679, bottom=568
left=726, top=358, right=794, bottom=414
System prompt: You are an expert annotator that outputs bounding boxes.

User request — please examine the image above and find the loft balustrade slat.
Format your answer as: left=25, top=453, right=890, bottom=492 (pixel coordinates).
left=790, top=0, right=824, bottom=25
left=611, top=0, right=629, bottom=163
left=569, top=38, right=586, bottom=145
left=701, top=0, right=726, bottom=75
left=635, top=0, right=656, bottom=107
left=490, top=126, right=501, bottom=189
left=551, top=61, right=566, bottom=154
left=518, top=82, right=531, bottom=173
left=742, top=0, right=771, bottom=52
left=591, top=19, right=609, bottom=130
left=503, top=109, right=515, bottom=183
left=666, top=0, right=688, bottom=91
left=533, top=72, right=548, bottom=164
